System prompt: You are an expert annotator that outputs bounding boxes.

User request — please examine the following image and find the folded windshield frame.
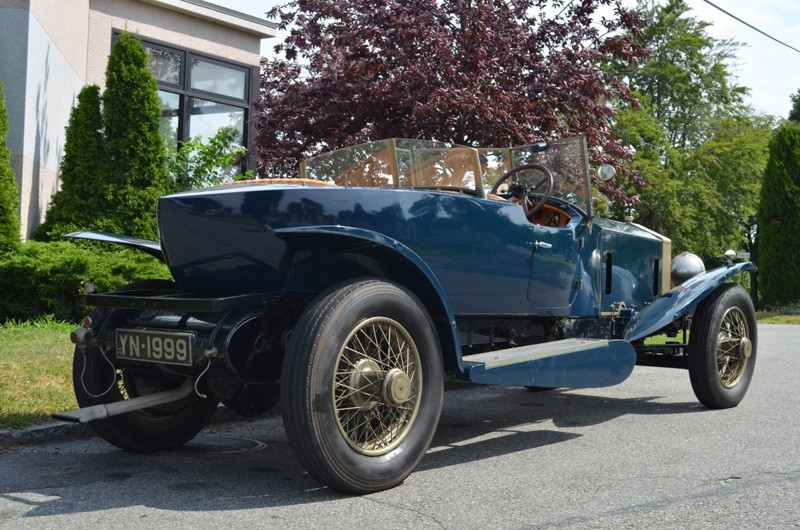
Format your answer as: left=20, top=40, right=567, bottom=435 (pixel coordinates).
left=299, top=136, right=592, bottom=216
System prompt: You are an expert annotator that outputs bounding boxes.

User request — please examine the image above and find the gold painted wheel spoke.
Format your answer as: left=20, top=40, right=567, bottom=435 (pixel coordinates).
left=717, top=357, right=735, bottom=368
left=350, top=340, right=392, bottom=372
left=332, top=317, right=423, bottom=456
left=715, top=307, right=750, bottom=388
left=336, top=404, right=377, bottom=412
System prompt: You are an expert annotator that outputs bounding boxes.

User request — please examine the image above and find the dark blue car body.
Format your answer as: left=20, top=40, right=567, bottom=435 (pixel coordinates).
left=64, top=136, right=758, bottom=493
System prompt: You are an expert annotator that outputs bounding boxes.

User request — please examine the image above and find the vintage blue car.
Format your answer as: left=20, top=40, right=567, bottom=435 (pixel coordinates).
left=60, top=135, right=757, bottom=493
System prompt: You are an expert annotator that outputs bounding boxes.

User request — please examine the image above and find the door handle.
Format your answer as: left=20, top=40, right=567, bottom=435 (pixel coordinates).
left=535, top=241, right=552, bottom=250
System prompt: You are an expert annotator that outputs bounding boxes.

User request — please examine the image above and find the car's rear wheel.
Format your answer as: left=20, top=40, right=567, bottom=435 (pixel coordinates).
left=73, top=280, right=219, bottom=452
left=688, top=284, right=757, bottom=409
left=281, top=279, right=444, bottom=493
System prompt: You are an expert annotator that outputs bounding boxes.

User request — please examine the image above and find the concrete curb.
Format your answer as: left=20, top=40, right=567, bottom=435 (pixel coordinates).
left=0, top=421, right=95, bottom=447
left=0, top=406, right=247, bottom=449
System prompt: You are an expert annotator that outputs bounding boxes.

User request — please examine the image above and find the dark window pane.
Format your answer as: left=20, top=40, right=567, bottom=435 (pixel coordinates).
left=187, top=97, right=244, bottom=141
left=146, top=46, right=182, bottom=85
left=159, top=91, right=180, bottom=154
left=190, top=58, right=247, bottom=100
left=186, top=97, right=246, bottom=184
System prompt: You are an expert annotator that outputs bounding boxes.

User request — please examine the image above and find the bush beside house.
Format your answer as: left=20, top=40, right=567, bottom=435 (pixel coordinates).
left=37, top=33, right=170, bottom=241
left=0, top=242, right=169, bottom=322
left=0, top=81, right=20, bottom=251
left=33, top=85, right=105, bottom=241
left=1, top=33, right=175, bottom=323
left=100, top=32, right=172, bottom=240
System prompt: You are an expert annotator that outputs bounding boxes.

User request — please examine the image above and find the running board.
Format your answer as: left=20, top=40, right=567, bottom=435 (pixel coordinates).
left=53, top=381, right=195, bottom=423
left=463, top=338, right=636, bottom=388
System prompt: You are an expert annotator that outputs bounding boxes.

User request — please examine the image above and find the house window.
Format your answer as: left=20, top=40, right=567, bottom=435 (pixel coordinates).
left=132, top=37, right=251, bottom=158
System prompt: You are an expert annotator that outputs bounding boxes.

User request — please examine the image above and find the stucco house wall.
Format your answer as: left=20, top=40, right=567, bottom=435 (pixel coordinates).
left=0, top=0, right=274, bottom=238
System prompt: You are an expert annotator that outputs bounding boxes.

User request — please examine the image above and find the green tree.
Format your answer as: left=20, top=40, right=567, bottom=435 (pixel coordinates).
left=612, top=94, right=673, bottom=227
left=100, top=32, right=171, bottom=240
left=757, top=123, right=800, bottom=306
left=0, top=81, right=20, bottom=251
left=687, top=114, right=771, bottom=257
left=624, top=0, right=747, bottom=149
left=789, top=89, right=800, bottom=123
left=33, top=85, right=104, bottom=241
left=612, top=0, right=771, bottom=258
left=169, top=127, right=250, bottom=191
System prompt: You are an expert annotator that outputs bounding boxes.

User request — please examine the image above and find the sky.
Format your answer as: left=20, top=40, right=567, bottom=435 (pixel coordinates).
left=212, top=0, right=800, bottom=118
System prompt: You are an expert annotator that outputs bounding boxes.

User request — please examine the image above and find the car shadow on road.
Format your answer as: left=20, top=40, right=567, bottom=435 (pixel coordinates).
left=0, top=386, right=705, bottom=518
left=419, top=385, right=702, bottom=471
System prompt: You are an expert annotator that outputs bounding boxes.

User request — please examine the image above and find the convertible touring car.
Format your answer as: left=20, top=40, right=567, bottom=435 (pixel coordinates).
left=59, top=135, right=757, bottom=493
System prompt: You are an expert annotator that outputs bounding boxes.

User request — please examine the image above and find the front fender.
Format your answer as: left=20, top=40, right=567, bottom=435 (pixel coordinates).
left=275, top=225, right=463, bottom=372
left=623, top=262, right=756, bottom=342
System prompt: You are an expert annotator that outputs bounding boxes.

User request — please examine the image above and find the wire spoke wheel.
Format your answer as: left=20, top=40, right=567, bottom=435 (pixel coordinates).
left=281, top=279, right=444, bottom=493
left=689, top=283, right=757, bottom=409
left=333, top=317, right=422, bottom=456
left=715, top=307, right=752, bottom=388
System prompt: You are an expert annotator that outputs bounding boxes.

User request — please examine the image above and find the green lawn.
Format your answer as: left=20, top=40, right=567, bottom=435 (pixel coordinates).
left=757, top=313, right=800, bottom=324
left=0, top=320, right=77, bottom=430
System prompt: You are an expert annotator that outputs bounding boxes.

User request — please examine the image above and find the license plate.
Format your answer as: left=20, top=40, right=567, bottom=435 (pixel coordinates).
left=115, top=329, right=194, bottom=366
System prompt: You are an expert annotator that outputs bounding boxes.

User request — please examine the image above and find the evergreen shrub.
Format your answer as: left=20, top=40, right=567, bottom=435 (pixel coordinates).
left=33, top=85, right=104, bottom=241
left=756, top=123, right=800, bottom=306
left=0, top=81, right=20, bottom=250
left=0, top=241, right=169, bottom=323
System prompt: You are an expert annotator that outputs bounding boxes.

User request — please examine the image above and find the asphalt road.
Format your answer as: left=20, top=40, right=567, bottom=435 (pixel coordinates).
left=1, top=324, right=798, bottom=529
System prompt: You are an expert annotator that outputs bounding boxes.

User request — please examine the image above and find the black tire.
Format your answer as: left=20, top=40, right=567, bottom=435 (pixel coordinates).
left=73, top=280, right=219, bottom=452
left=281, top=279, right=444, bottom=494
left=688, top=284, right=757, bottom=409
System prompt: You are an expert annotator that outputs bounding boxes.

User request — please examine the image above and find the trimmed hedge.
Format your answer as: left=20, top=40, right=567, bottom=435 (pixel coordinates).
left=100, top=32, right=171, bottom=240
left=0, top=241, right=169, bottom=323
left=0, top=81, right=20, bottom=250
left=33, top=85, right=104, bottom=242
left=757, top=123, right=800, bottom=306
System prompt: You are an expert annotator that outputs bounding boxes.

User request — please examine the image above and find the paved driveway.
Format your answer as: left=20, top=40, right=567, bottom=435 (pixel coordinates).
left=0, top=324, right=797, bottom=529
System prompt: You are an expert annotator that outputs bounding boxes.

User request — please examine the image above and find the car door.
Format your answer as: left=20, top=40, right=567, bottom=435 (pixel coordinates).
left=527, top=224, right=581, bottom=310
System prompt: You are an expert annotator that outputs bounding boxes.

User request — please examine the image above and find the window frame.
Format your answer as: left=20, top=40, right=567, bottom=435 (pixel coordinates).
left=112, top=31, right=256, bottom=168
left=187, top=53, right=251, bottom=106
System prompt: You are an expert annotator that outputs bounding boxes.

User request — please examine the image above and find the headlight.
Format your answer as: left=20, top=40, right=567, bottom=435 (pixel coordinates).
left=671, top=251, right=705, bottom=285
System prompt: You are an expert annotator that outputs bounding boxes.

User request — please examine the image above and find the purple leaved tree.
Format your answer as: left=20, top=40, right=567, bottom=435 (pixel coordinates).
left=254, top=0, right=646, bottom=198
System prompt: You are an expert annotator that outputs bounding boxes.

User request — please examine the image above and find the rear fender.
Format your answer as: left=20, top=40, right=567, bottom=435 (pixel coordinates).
left=275, top=225, right=463, bottom=373
left=66, top=231, right=164, bottom=262
left=623, top=262, right=757, bottom=342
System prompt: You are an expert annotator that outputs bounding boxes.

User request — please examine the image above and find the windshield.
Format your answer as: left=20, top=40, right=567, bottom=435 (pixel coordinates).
left=300, top=136, right=592, bottom=214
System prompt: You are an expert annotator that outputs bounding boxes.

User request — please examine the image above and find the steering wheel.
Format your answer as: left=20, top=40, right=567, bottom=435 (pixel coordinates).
left=490, top=164, right=554, bottom=219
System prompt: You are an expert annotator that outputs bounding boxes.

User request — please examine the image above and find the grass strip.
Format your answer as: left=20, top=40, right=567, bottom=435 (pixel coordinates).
left=0, top=319, right=77, bottom=430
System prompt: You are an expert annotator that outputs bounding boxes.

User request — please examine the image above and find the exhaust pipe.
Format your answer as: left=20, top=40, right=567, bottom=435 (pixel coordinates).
left=53, top=380, right=195, bottom=423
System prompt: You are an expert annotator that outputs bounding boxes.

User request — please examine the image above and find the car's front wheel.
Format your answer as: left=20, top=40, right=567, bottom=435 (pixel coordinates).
left=281, top=279, right=444, bottom=493
left=688, top=284, right=757, bottom=409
